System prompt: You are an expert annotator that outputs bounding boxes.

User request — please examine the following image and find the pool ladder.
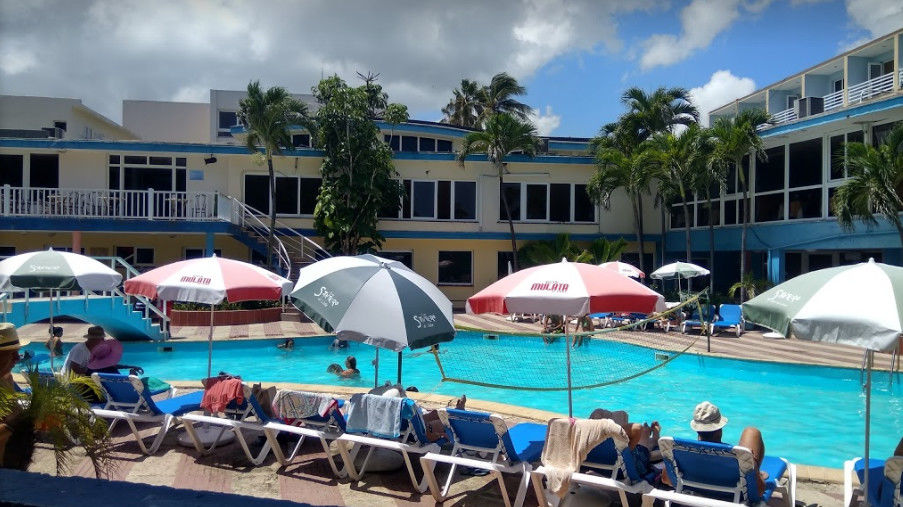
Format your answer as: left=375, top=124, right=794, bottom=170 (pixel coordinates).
left=861, top=347, right=901, bottom=389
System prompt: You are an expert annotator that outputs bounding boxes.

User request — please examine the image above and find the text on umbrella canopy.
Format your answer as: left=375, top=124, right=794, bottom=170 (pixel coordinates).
left=179, top=275, right=212, bottom=285
left=767, top=289, right=802, bottom=306
left=412, top=313, right=437, bottom=329
left=313, top=286, right=340, bottom=307
left=28, top=264, right=61, bottom=272
left=530, top=281, right=570, bottom=292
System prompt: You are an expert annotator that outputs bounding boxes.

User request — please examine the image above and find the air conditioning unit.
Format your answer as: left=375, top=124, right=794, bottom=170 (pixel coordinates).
left=796, top=97, right=824, bottom=118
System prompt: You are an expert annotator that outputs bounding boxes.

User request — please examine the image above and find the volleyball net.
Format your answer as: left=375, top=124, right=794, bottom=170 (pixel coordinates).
left=429, top=292, right=708, bottom=392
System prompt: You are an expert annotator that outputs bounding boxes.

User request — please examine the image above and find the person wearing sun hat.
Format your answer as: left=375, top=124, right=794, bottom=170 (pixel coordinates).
left=62, top=325, right=107, bottom=375
left=0, top=323, right=29, bottom=391
left=0, top=323, right=31, bottom=469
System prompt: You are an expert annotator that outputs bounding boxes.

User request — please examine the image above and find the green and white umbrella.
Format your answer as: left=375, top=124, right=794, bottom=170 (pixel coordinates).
left=291, top=254, right=455, bottom=385
left=743, top=258, right=903, bottom=506
left=0, top=249, right=122, bottom=292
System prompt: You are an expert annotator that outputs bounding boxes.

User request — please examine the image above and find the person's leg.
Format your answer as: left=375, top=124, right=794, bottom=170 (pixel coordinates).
left=739, top=426, right=766, bottom=494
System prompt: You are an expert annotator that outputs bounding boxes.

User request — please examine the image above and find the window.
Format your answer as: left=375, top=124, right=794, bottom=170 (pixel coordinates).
left=497, top=251, right=515, bottom=279
left=274, top=176, right=299, bottom=215
left=788, top=138, right=821, bottom=188
left=109, top=154, right=185, bottom=193
left=116, top=246, right=154, bottom=266
left=670, top=206, right=686, bottom=228
left=378, top=251, right=413, bottom=269
left=549, top=183, right=570, bottom=222
left=384, top=135, right=400, bottom=151
left=419, top=138, right=436, bottom=152
left=436, top=139, right=453, bottom=152
left=574, top=184, right=595, bottom=222
left=829, top=134, right=845, bottom=179
left=786, top=95, right=799, bottom=110
left=53, top=121, right=67, bottom=132
left=833, top=79, right=844, bottom=93
left=185, top=248, right=221, bottom=259
left=218, top=111, right=237, bottom=138
left=299, top=177, right=321, bottom=215
left=788, top=189, right=821, bottom=219
left=786, top=252, right=802, bottom=279
left=756, top=146, right=785, bottom=192
left=292, top=134, right=311, bottom=148
left=873, top=122, right=901, bottom=147
left=525, top=184, right=548, bottom=220
left=453, top=181, right=476, bottom=220
left=828, top=187, right=839, bottom=216
left=724, top=199, right=738, bottom=225
left=755, top=194, right=784, bottom=222
left=438, top=251, right=472, bottom=285
left=401, top=136, right=418, bottom=152
left=412, top=180, right=436, bottom=218
left=697, top=200, right=720, bottom=226
left=243, top=174, right=269, bottom=213
left=500, top=182, right=521, bottom=221
left=0, top=155, right=23, bottom=186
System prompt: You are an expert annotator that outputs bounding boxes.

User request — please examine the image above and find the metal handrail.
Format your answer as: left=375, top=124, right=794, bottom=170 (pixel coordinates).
left=226, top=198, right=292, bottom=275
left=771, top=107, right=796, bottom=124
left=823, top=89, right=844, bottom=110
left=848, top=72, right=894, bottom=104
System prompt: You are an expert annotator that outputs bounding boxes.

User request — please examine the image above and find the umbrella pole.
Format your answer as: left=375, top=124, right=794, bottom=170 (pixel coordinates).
left=397, top=351, right=402, bottom=385
left=864, top=348, right=873, bottom=507
left=207, top=303, right=214, bottom=378
left=566, top=320, right=573, bottom=418
left=48, top=289, right=55, bottom=371
left=374, top=348, right=379, bottom=388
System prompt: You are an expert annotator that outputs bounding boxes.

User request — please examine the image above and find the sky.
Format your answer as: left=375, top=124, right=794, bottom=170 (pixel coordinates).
left=1, top=0, right=901, bottom=138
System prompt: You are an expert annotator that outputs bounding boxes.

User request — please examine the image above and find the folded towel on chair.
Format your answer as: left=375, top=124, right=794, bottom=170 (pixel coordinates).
left=200, top=377, right=244, bottom=413
left=541, top=417, right=627, bottom=498
left=273, top=390, right=337, bottom=419
left=345, top=393, right=405, bottom=439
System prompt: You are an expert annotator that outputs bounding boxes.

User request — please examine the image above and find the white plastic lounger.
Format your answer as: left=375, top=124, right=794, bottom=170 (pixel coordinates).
left=335, top=393, right=439, bottom=492
left=419, top=408, right=546, bottom=507
left=261, top=389, right=348, bottom=477
left=843, top=456, right=903, bottom=507
left=181, top=382, right=275, bottom=465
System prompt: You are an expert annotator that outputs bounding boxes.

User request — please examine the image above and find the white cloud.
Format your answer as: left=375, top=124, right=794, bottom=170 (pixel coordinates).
left=0, top=0, right=653, bottom=123
left=845, top=0, right=903, bottom=39
left=689, top=70, right=757, bottom=126
left=0, top=44, right=36, bottom=75
left=529, top=105, right=561, bottom=136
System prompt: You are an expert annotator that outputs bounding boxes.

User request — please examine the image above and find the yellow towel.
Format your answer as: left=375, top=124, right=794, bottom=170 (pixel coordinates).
left=540, top=417, right=627, bottom=498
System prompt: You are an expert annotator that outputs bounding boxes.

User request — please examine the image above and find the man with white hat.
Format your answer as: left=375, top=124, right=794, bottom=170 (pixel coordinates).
left=0, top=323, right=29, bottom=391
left=0, top=323, right=30, bottom=469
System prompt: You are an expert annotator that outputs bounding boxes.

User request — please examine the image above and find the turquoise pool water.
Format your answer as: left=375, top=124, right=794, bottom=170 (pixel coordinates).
left=23, top=331, right=902, bottom=468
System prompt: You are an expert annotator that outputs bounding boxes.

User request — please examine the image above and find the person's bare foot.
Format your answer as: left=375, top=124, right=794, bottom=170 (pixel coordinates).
left=455, top=394, right=467, bottom=410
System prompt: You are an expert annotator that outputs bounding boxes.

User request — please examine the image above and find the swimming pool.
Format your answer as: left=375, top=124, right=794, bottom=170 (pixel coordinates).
left=24, top=331, right=902, bottom=468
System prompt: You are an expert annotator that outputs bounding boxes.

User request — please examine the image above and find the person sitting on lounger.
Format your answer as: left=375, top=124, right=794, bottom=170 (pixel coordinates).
left=590, top=408, right=661, bottom=479
left=661, top=401, right=768, bottom=494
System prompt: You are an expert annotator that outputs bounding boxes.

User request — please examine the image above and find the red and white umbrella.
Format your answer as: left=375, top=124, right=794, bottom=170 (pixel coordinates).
left=466, top=259, right=665, bottom=317
left=598, top=261, right=645, bottom=279
left=124, top=256, right=292, bottom=376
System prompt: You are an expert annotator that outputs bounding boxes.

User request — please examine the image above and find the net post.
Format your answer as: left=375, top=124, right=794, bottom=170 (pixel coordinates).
left=565, top=317, right=573, bottom=417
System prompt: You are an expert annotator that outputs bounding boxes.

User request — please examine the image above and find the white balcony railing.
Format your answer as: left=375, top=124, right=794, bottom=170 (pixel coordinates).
left=771, top=107, right=797, bottom=125
left=0, top=186, right=219, bottom=221
left=823, top=89, right=844, bottom=110
left=848, top=72, right=895, bottom=104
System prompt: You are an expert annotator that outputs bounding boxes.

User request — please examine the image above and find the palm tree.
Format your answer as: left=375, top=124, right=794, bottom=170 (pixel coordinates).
left=518, top=233, right=592, bottom=267
left=479, top=72, right=533, bottom=125
left=833, top=123, right=903, bottom=247
left=691, top=130, right=722, bottom=293
left=710, top=109, right=771, bottom=302
left=620, top=86, right=699, bottom=139
left=587, top=134, right=657, bottom=275
left=586, top=237, right=629, bottom=264
left=441, top=79, right=483, bottom=129
left=238, top=81, right=309, bottom=269
left=458, top=113, right=541, bottom=271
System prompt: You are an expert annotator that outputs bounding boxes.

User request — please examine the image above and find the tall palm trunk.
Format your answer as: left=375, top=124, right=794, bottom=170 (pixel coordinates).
left=893, top=218, right=903, bottom=251
left=707, top=194, right=715, bottom=294
left=266, top=155, right=277, bottom=269
left=739, top=158, right=750, bottom=303
left=659, top=203, right=667, bottom=267
left=498, top=169, right=519, bottom=272
left=681, top=198, right=691, bottom=262
left=632, top=192, right=646, bottom=275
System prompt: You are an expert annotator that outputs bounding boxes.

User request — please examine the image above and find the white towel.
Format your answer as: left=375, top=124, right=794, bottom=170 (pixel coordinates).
left=344, top=393, right=404, bottom=438
left=541, top=417, right=627, bottom=498
left=273, top=390, right=336, bottom=419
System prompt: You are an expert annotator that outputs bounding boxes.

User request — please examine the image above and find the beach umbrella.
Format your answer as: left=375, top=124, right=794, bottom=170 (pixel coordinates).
left=290, top=254, right=455, bottom=386
left=0, top=249, right=122, bottom=368
left=598, top=261, right=645, bottom=279
left=466, top=258, right=665, bottom=415
left=650, top=261, right=710, bottom=294
left=742, top=259, right=903, bottom=506
left=123, top=255, right=292, bottom=377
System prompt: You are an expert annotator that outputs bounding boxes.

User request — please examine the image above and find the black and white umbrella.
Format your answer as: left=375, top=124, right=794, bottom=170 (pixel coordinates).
left=291, top=255, right=455, bottom=384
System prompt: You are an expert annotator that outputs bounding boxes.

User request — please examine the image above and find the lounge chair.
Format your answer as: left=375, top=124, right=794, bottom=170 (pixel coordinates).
left=420, top=408, right=546, bottom=507
left=180, top=380, right=276, bottom=465
left=642, top=436, right=796, bottom=506
left=531, top=417, right=654, bottom=507
left=334, top=393, right=440, bottom=492
left=710, top=304, right=744, bottom=337
left=262, top=389, right=348, bottom=477
left=681, top=305, right=716, bottom=334
left=90, top=373, right=203, bottom=455
left=843, top=456, right=903, bottom=507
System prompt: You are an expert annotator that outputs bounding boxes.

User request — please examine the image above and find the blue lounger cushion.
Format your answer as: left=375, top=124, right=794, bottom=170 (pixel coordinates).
left=760, top=455, right=788, bottom=502
left=153, top=390, right=203, bottom=416
left=506, top=422, right=546, bottom=463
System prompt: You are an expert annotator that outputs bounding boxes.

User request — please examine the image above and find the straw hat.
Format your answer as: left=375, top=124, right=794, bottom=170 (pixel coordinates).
left=0, top=323, right=29, bottom=351
left=83, top=326, right=106, bottom=340
left=690, top=401, right=728, bottom=432
left=86, top=339, right=123, bottom=370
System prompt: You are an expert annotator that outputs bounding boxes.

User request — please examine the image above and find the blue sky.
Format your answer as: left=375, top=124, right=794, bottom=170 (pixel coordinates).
left=0, top=0, right=900, bottom=137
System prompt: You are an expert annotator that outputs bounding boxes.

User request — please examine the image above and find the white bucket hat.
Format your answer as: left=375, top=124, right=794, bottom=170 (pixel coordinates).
left=690, top=401, right=728, bottom=432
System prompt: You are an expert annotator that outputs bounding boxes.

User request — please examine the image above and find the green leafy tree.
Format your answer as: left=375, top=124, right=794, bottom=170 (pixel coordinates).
left=690, top=129, right=722, bottom=293
left=458, top=113, right=541, bottom=272
left=479, top=72, right=533, bottom=125
left=728, top=273, right=771, bottom=301
left=832, top=123, right=903, bottom=247
left=518, top=233, right=592, bottom=268
left=441, top=79, right=483, bottom=129
left=238, top=81, right=310, bottom=268
left=711, top=109, right=771, bottom=302
left=586, top=237, right=629, bottom=264
left=0, top=369, right=112, bottom=476
left=310, top=76, right=405, bottom=254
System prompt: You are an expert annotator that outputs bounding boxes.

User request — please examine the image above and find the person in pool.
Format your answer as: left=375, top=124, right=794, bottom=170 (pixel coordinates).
left=277, top=338, right=294, bottom=350
left=336, top=356, right=359, bottom=378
